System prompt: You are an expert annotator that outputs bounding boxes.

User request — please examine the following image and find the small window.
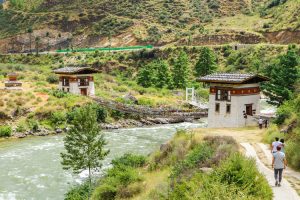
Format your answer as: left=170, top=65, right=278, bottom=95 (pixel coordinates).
left=216, top=90, right=221, bottom=100
left=245, top=104, right=253, bottom=116
left=216, top=89, right=231, bottom=101
left=226, top=104, right=231, bottom=114
left=215, top=103, right=220, bottom=113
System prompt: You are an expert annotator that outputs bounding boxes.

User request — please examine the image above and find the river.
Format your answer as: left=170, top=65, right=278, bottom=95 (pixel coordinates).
left=0, top=121, right=207, bottom=200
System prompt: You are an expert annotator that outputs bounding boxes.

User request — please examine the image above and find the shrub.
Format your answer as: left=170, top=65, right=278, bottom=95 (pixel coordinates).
left=92, top=183, right=117, bottom=200
left=285, top=135, right=300, bottom=169
left=46, top=74, right=59, bottom=84
left=170, top=143, right=213, bottom=179
left=65, top=181, right=93, bottom=200
left=92, top=166, right=142, bottom=199
left=112, top=153, right=146, bottom=168
left=117, top=183, right=142, bottom=198
left=27, top=119, right=39, bottom=132
left=14, top=65, right=24, bottom=71
left=49, top=89, right=69, bottom=98
left=274, top=100, right=294, bottom=125
left=110, top=110, right=124, bottom=120
left=50, top=111, right=66, bottom=127
left=262, top=125, right=284, bottom=144
left=213, top=153, right=272, bottom=199
left=92, top=154, right=145, bottom=199
left=0, top=126, right=12, bottom=137
left=16, top=123, right=26, bottom=132
left=169, top=154, right=272, bottom=200
left=138, top=97, right=155, bottom=107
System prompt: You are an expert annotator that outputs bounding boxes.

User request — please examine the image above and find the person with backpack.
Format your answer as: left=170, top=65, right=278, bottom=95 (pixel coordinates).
left=272, top=146, right=287, bottom=187
left=279, top=139, right=285, bottom=153
left=271, top=137, right=282, bottom=154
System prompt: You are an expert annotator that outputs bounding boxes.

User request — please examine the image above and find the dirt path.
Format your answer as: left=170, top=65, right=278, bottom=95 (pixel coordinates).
left=256, top=143, right=300, bottom=195
left=241, top=143, right=300, bottom=200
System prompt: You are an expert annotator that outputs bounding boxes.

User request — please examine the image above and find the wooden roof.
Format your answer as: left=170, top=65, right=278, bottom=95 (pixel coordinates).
left=53, top=67, right=99, bottom=75
left=198, top=73, right=269, bottom=84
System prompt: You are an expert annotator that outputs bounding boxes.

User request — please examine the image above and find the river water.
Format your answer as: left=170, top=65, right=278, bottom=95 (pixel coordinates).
left=0, top=121, right=207, bottom=200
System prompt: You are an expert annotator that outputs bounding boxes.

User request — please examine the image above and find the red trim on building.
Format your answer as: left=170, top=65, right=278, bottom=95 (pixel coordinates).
left=210, top=87, right=260, bottom=95
left=69, top=77, right=77, bottom=82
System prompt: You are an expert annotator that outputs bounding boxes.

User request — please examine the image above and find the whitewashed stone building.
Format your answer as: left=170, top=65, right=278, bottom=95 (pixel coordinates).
left=198, top=73, right=269, bottom=128
left=4, top=72, right=22, bottom=90
left=53, top=67, right=99, bottom=96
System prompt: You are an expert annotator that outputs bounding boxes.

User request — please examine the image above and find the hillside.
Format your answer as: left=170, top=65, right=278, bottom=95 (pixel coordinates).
left=0, top=0, right=299, bottom=53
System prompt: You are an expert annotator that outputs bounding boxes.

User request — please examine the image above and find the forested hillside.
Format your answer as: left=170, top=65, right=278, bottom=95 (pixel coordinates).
left=0, top=0, right=299, bottom=53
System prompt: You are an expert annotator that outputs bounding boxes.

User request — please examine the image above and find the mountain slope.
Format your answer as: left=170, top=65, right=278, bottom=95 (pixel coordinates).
left=0, top=0, right=299, bottom=53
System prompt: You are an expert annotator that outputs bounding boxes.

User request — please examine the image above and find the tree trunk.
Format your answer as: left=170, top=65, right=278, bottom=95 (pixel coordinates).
left=29, top=33, right=32, bottom=53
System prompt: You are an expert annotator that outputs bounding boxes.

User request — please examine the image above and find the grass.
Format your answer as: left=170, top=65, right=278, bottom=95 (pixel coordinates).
left=263, top=0, right=300, bottom=31
left=191, top=126, right=265, bottom=143
left=131, top=168, right=170, bottom=200
left=125, top=130, right=271, bottom=199
left=205, top=14, right=270, bottom=33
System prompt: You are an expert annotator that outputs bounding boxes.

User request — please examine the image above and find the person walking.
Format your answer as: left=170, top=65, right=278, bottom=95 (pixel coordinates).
left=258, top=117, right=263, bottom=129
left=272, top=146, right=287, bottom=187
left=280, top=139, right=285, bottom=153
left=271, top=137, right=281, bottom=154
left=264, top=119, right=268, bottom=128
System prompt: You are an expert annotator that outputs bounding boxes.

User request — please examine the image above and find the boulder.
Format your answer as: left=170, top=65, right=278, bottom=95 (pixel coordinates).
left=14, top=132, right=27, bottom=138
left=55, top=128, right=63, bottom=134
left=123, top=93, right=138, bottom=104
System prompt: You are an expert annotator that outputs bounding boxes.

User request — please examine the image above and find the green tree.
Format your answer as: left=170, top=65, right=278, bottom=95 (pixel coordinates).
left=61, top=104, right=109, bottom=197
left=27, top=27, right=33, bottom=53
left=137, top=62, right=156, bottom=87
left=195, top=47, right=217, bottom=77
left=173, top=51, right=190, bottom=88
left=262, top=46, right=299, bottom=106
left=35, top=36, right=41, bottom=55
left=155, top=60, right=171, bottom=88
left=46, top=32, right=50, bottom=51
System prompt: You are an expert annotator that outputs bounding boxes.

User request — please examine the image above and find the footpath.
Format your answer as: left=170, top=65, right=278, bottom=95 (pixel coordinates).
left=241, top=143, right=300, bottom=200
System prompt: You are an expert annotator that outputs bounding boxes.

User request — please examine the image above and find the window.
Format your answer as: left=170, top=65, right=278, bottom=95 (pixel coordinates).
left=216, top=89, right=221, bottom=100
left=226, top=104, right=231, bottom=114
left=216, top=89, right=231, bottom=101
left=78, top=77, right=89, bottom=86
left=245, top=104, right=253, bottom=116
left=62, top=77, right=69, bottom=86
left=215, top=103, right=220, bottom=113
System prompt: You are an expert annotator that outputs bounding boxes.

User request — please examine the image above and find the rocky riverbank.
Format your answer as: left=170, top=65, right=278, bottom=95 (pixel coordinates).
left=100, top=116, right=194, bottom=129
left=8, top=117, right=201, bottom=139
left=11, top=127, right=64, bottom=139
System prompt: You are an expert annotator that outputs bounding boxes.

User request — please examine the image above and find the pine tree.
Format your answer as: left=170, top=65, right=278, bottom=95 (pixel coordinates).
left=61, top=104, right=109, bottom=197
left=35, top=36, right=40, bottom=55
left=46, top=32, right=50, bottom=51
left=262, top=46, right=299, bottom=106
left=27, top=27, right=33, bottom=53
left=137, top=62, right=156, bottom=87
left=155, top=60, right=171, bottom=88
left=172, top=51, right=190, bottom=89
left=195, top=47, right=217, bottom=77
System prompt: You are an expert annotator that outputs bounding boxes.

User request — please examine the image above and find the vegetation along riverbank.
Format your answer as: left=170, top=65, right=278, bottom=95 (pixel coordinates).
left=0, top=44, right=298, bottom=139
